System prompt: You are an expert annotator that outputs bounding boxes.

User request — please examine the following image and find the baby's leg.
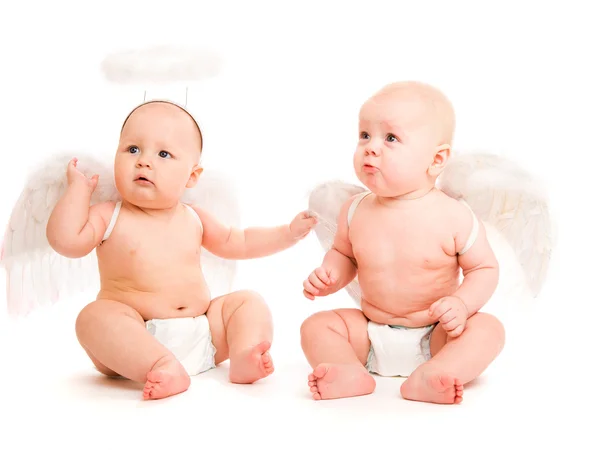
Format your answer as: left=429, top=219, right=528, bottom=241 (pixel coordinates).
left=206, top=290, right=274, bottom=384
left=76, top=299, right=190, bottom=400
left=300, top=308, right=376, bottom=400
left=401, top=312, right=505, bottom=404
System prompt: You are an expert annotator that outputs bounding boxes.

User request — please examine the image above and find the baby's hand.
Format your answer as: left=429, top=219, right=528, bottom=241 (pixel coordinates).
left=289, top=211, right=317, bottom=240
left=66, top=158, right=99, bottom=193
left=428, top=296, right=468, bottom=338
left=303, top=266, right=338, bottom=300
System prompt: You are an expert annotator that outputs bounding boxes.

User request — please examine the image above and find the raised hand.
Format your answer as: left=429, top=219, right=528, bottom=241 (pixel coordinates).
left=66, top=157, right=99, bottom=193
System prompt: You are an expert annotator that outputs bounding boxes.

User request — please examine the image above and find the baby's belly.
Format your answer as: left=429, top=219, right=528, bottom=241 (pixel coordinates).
left=358, top=266, right=459, bottom=328
left=97, top=264, right=212, bottom=321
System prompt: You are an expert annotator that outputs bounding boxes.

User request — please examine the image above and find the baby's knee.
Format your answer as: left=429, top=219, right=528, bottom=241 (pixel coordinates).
left=239, top=289, right=265, bottom=304
left=75, top=305, right=99, bottom=344
left=75, top=299, right=140, bottom=339
left=469, top=312, right=505, bottom=342
left=221, top=289, right=268, bottom=320
left=227, top=289, right=266, bottom=308
left=75, top=301, right=103, bottom=336
left=300, top=311, right=336, bottom=340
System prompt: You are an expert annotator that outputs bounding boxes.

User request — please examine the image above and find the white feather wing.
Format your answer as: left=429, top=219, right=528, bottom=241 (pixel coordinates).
left=307, top=180, right=366, bottom=305
left=1, top=153, right=120, bottom=317
left=437, top=152, right=555, bottom=297
left=181, top=169, right=241, bottom=299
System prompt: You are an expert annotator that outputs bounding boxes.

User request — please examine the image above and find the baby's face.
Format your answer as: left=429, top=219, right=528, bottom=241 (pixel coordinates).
left=353, top=86, right=451, bottom=197
left=114, top=102, right=203, bottom=208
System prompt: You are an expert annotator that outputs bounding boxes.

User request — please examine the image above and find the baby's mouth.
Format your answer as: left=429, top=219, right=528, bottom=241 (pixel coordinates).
left=134, top=176, right=154, bottom=185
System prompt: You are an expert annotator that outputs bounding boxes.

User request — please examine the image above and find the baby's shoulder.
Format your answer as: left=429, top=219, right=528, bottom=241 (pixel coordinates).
left=91, top=200, right=120, bottom=225
left=437, top=193, right=479, bottom=250
left=180, top=203, right=205, bottom=231
left=339, top=191, right=370, bottom=225
left=437, top=192, right=472, bottom=223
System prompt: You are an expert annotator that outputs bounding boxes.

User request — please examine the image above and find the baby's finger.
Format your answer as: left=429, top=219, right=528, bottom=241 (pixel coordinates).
left=303, top=289, right=315, bottom=300
left=314, top=267, right=332, bottom=285
left=430, top=301, right=451, bottom=321
left=439, top=310, right=457, bottom=325
left=303, top=279, right=320, bottom=296
left=442, top=316, right=460, bottom=332
left=447, top=323, right=465, bottom=338
left=67, top=158, right=77, bottom=172
left=309, top=271, right=328, bottom=289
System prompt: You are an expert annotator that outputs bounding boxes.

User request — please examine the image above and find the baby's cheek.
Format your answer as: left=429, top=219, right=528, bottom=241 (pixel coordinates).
left=385, top=162, right=405, bottom=183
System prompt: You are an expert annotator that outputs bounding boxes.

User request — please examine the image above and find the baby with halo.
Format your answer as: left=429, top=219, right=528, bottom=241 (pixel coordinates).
left=301, top=81, right=505, bottom=404
left=46, top=100, right=316, bottom=400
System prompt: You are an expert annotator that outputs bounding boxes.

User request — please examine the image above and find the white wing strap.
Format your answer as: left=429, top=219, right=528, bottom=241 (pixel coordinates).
left=102, top=201, right=122, bottom=242
left=347, top=191, right=370, bottom=227
left=458, top=200, right=480, bottom=256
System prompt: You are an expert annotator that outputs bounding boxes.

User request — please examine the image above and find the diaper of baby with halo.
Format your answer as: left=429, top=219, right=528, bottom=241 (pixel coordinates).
left=365, top=321, right=435, bottom=377
left=145, top=315, right=216, bottom=376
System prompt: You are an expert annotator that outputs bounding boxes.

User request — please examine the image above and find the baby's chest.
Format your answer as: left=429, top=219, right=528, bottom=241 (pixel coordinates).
left=110, top=223, right=200, bottom=263
left=350, top=216, right=452, bottom=267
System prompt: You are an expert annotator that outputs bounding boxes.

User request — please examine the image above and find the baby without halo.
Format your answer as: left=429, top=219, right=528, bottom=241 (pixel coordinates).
left=301, top=81, right=505, bottom=404
left=46, top=101, right=316, bottom=400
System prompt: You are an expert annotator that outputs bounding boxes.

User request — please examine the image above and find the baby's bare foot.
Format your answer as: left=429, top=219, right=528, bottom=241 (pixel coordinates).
left=229, top=341, right=274, bottom=384
left=400, top=369, right=463, bottom=404
left=142, top=357, right=191, bottom=400
left=307, top=363, right=376, bottom=400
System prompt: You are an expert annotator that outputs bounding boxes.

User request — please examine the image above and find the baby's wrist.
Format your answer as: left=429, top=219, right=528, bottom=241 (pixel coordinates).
left=68, top=178, right=93, bottom=195
left=285, top=223, right=298, bottom=241
left=453, top=295, right=470, bottom=315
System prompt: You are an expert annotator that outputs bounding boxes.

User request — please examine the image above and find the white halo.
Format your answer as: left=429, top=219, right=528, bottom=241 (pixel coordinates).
left=100, top=45, right=222, bottom=85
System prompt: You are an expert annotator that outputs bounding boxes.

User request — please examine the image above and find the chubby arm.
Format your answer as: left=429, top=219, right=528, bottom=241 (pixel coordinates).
left=324, top=196, right=359, bottom=288
left=452, top=207, right=499, bottom=316
left=46, top=159, right=113, bottom=258
left=193, top=206, right=315, bottom=260
left=303, top=196, right=358, bottom=299
left=46, top=187, right=114, bottom=258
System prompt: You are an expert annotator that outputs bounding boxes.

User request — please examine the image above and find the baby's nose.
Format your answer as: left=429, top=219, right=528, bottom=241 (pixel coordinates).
left=365, top=145, right=381, bottom=156
left=136, top=158, right=151, bottom=168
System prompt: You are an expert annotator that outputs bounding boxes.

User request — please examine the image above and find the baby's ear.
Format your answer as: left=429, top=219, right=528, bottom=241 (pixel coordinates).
left=186, top=165, right=204, bottom=188
left=428, top=144, right=451, bottom=177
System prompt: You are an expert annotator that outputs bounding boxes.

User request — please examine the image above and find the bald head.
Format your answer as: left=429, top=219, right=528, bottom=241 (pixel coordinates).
left=121, top=101, right=203, bottom=155
left=369, top=81, right=456, bottom=146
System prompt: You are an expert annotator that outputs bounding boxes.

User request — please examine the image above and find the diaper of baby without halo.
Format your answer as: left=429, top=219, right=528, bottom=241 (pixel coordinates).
left=365, top=321, right=435, bottom=377
left=145, top=315, right=217, bottom=376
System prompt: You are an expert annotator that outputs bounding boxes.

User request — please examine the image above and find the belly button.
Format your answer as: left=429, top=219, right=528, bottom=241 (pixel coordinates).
left=177, top=306, right=185, bottom=311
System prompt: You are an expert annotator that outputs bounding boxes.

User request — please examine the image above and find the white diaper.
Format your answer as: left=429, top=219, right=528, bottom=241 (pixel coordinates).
left=365, top=321, right=435, bottom=377
left=146, top=315, right=216, bottom=376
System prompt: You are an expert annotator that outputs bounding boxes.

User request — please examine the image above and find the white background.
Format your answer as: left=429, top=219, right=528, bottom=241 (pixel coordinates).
left=0, top=1, right=597, bottom=448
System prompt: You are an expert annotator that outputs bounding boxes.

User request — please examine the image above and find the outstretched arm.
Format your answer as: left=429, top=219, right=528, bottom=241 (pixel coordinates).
left=193, top=206, right=316, bottom=260
left=46, top=158, right=113, bottom=258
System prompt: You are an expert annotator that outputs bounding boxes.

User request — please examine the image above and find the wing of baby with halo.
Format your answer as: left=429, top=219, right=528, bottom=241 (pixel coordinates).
left=180, top=169, right=241, bottom=300
left=437, top=151, right=556, bottom=297
left=307, top=180, right=366, bottom=305
left=0, top=153, right=120, bottom=317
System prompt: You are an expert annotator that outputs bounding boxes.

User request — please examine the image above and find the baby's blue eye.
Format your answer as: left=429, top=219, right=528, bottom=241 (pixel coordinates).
left=128, top=146, right=139, bottom=153
left=360, top=132, right=370, bottom=139
left=386, top=134, right=398, bottom=142
left=159, top=150, right=171, bottom=158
